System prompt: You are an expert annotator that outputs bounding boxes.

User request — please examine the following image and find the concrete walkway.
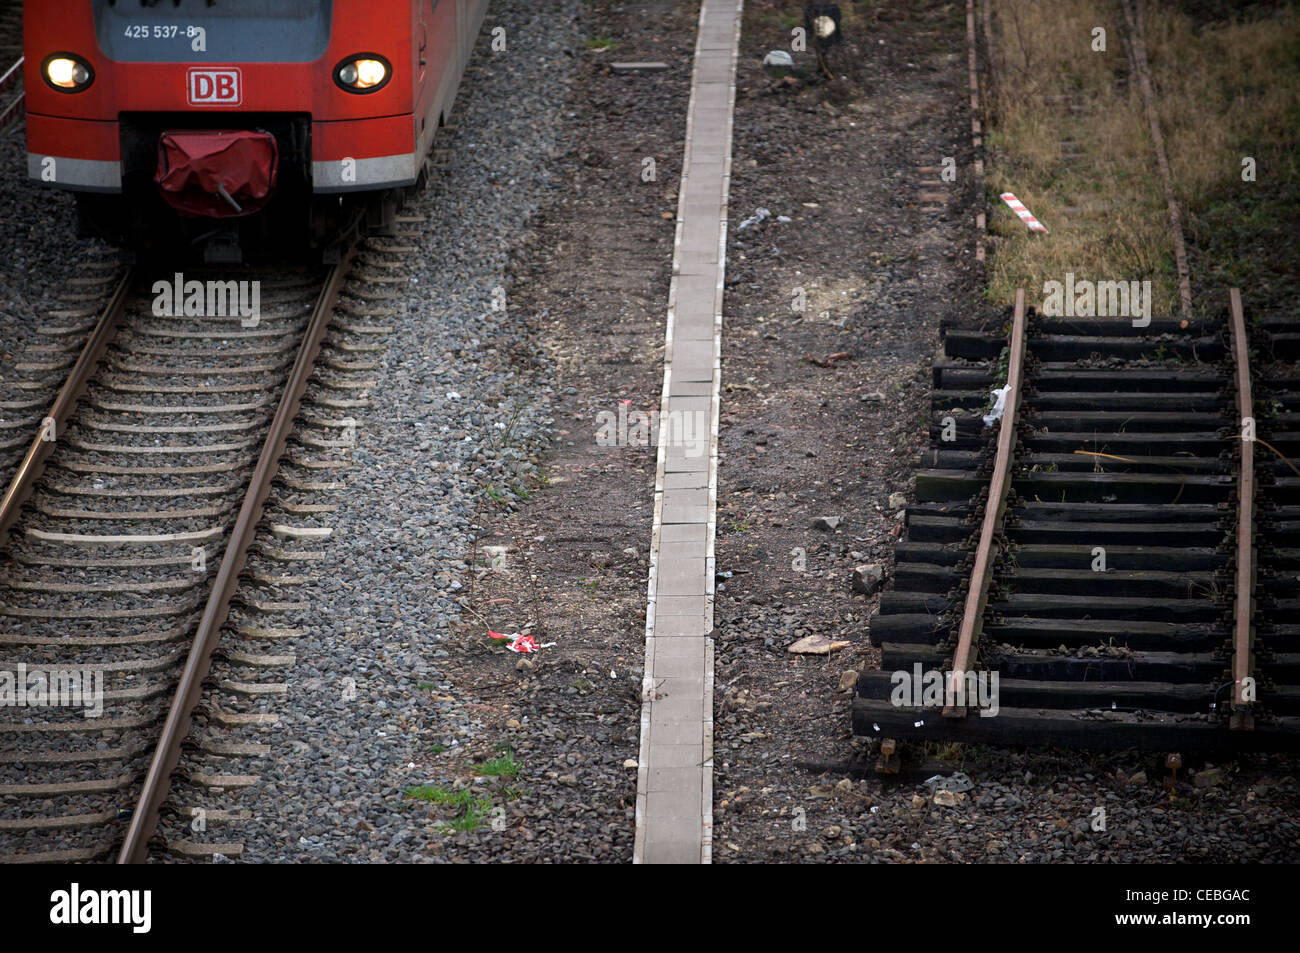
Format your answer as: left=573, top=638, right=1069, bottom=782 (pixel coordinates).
left=633, top=0, right=743, bottom=865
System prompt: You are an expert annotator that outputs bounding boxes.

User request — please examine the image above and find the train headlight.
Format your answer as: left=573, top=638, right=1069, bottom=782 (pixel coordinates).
left=42, top=54, right=94, bottom=92
left=335, top=55, right=390, bottom=93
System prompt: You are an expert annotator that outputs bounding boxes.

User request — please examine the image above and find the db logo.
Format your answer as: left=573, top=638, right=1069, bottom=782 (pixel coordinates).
left=187, top=68, right=242, bottom=106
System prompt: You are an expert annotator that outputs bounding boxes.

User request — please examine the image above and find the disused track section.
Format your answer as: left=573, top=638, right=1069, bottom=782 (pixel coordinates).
left=854, top=294, right=1300, bottom=751
left=0, top=256, right=357, bottom=862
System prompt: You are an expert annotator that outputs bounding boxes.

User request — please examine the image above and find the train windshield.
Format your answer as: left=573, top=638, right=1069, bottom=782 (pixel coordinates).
left=94, top=0, right=334, bottom=63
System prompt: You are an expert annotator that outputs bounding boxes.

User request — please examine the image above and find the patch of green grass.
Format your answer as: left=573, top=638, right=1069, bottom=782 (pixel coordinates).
left=475, top=748, right=521, bottom=779
left=586, top=35, right=617, bottom=50
left=403, top=784, right=491, bottom=832
left=485, top=485, right=506, bottom=502
left=416, top=681, right=436, bottom=692
left=429, top=743, right=448, bottom=755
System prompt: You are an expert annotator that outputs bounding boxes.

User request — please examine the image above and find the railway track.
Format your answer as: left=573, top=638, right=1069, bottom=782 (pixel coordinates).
left=0, top=0, right=22, bottom=132
left=854, top=293, right=1300, bottom=752
left=0, top=242, right=401, bottom=861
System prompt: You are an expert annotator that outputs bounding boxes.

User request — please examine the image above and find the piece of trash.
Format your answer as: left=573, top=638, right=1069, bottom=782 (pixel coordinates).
left=762, top=50, right=794, bottom=69
left=982, top=384, right=1012, bottom=427
left=787, top=634, right=851, bottom=655
left=933, top=789, right=963, bottom=807
left=776, top=215, right=792, bottom=223
left=611, top=62, right=670, bottom=74
left=806, top=351, right=853, bottom=368
left=998, top=192, right=1049, bottom=234
left=923, top=772, right=974, bottom=794
left=737, top=207, right=772, bottom=231
left=446, top=391, right=461, bottom=400
left=488, top=630, right=555, bottom=654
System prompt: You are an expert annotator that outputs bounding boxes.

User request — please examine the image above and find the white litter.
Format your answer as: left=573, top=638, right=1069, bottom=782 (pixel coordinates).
left=982, top=384, right=1012, bottom=427
left=737, top=207, right=771, bottom=231
left=762, top=50, right=794, bottom=68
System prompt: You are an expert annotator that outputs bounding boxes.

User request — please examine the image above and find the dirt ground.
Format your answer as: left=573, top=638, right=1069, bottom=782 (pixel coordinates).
left=709, top=0, right=980, bottom=861
left=423, top=0, right=699, bottom=862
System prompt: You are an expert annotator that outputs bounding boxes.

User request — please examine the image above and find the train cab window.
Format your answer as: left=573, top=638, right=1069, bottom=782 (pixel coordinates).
left=94, top=0, right=334, bottom=63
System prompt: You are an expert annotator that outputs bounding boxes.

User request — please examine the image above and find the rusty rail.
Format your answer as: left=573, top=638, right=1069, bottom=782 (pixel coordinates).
left=1229, top=287, right=1256, bottom=730
left=0, top=56, right=23, bottom=130
left=0, top=268, right=133, bottom=548
left=1121, top=0, right=1192, bottom=319
left=945, top=288, right=1026, bottom=717
left=118, top=250, right=355, bottom=862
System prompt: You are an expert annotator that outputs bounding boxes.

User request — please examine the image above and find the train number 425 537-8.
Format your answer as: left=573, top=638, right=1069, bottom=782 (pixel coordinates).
left=124, top=25, right=182, bottom=40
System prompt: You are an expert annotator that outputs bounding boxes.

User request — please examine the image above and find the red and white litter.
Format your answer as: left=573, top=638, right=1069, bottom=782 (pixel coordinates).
left=488, top=630, right=556, bottom=654
left=999, top=192, right=1049, bottom=234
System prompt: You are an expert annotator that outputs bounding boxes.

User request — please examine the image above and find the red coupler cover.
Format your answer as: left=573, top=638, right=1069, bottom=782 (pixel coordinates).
left=155, top=130, right=279, bottom=219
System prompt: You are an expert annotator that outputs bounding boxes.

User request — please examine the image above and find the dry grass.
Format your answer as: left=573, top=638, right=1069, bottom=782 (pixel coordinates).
left=984, top=0, right=1299, bottom=317
left=1145, top=3, right=1300, bottom=312
left=985, top=0, right=1177, bottom=315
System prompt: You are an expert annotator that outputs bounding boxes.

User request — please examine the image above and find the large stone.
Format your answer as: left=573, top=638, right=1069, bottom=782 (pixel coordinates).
left=852, top=563, right=885, bottom=596
left=788, top=634, right=850, bottom=655
left=812, top=516, right=842, bottom=531
left=1194, top=767, right=1223, bottom=788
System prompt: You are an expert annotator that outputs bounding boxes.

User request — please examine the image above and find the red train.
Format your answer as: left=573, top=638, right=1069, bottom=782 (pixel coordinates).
left=23, top=1, right=490, bottom=261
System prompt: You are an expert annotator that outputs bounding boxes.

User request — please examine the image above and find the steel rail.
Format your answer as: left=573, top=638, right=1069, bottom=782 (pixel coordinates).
left=1228, top=287, right=1256, bottom=730
left=0, top=55, right=24, bottom=130
left=0, top=268, right=133, bottom=548
left=1121, top=0, right=1193, bottom=319
left=118, top=249, right=355, bottom=863
left=944, top=288, right=1026, bottom=718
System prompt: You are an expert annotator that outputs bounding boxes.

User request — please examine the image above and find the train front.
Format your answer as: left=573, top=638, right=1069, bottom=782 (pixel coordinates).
left=23, top=0, right=419, bottom=262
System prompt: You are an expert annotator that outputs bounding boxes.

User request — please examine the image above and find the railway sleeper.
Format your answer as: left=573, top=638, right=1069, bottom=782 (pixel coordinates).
left=892, top=563, right=1224, bottom=599
left=943, top=329, right=1222, bottom=362
left=881, top=642, right=1224, bottom=682
left=851, top=698, right=1300, bottom=751
left=904, top=514, right=1224, bottom=546
left=895, top=541, right=1225, bottom=570
left=934, top=364, right=1221, bottom=392
left=878, top=591, right=1223, bottom=622
left=916, top=470, right=1233, bottom=504
left=870, top=611, right=1222, bottom=648
left=855, top=670, right=1300, bottom=716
